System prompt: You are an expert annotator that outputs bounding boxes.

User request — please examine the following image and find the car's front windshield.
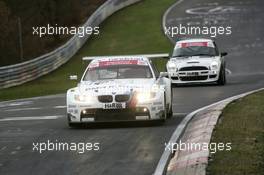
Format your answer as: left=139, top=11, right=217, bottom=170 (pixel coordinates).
left=83, top=64, right=153, bottom=81
left=172, top=42, right=218, bottom=57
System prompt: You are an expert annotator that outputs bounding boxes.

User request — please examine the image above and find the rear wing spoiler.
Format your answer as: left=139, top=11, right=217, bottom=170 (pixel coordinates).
left=82, top=53, right=169, bottom=61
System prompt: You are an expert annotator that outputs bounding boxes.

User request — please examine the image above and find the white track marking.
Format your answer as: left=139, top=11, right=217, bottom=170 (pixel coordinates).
left=15, top=146, right=21, bottom=150
left=162, top=0, right=185, bottom=43
left=5, top=107, right=41, bottom=112
left=3, top=105, right=66, bottom=112
left=0, top=94, right=65, bottom=105
left=54, top=105, right=66, bottom=109
left=0, top=101, right=33, bottom=108
left=186, top=6, right=241, bottom=15
left=0, top=115, right=63, bottom=122
left=0, top=146, right=7, bottom=151
left=10, top=151, right=17, bottom=155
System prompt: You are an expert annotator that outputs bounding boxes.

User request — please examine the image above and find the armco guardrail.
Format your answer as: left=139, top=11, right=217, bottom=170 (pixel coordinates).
left=0, top=0, right=141, bottom=89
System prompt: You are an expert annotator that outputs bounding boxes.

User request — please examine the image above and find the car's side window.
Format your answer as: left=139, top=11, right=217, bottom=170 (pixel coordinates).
left=213, top=42, right=220, bottom=55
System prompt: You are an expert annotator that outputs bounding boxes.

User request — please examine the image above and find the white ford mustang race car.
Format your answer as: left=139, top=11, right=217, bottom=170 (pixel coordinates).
left=166, top=38, right=227, bottom=85
left=66, top=54, right=172, bottom=126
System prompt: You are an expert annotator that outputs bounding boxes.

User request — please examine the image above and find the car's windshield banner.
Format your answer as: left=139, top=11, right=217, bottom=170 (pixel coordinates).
left=176, top=41, right=215, bottom=48
left=88, top=59, right=148, bottom=69
left=99, top=60, right=138, bottom=67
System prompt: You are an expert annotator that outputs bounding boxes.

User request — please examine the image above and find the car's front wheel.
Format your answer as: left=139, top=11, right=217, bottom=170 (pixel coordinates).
left=68, top=122, right=76, bottom=128
left=217, top=66, right=226, bottom=85
left=67, top=114, right=78, bottom=128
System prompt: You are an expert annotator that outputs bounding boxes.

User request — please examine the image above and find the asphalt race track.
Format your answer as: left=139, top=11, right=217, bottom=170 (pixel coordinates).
left=164, top=0, right=264, bottom=112
left=1, top=0, right=264, bottom=174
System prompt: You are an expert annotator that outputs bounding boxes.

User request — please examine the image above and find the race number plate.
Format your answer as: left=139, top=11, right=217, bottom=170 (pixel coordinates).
left=187, top=72, right=199, bottom=76
left=103, top=103, right=126, bottom=109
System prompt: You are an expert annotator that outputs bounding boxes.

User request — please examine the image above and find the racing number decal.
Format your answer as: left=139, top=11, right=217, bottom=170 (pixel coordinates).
left=104, top=103, right=125, bottom=109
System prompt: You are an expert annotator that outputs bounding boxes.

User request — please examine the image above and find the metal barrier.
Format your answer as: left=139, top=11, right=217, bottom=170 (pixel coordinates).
left=0, top=0, right=141, bottom=89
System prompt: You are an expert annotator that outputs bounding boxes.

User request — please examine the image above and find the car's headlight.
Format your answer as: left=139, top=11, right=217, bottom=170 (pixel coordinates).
left=210, top=62, right=219, bottom=70
left=136, top=92, right=156, bottom=103
left=74, top=94, right=93, bottom=102
left=167, top=62, right=178, bottom=72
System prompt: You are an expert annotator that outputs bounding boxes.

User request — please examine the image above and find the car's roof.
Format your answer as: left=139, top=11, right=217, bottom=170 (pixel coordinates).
left=176, top=38, right=213, bottom=44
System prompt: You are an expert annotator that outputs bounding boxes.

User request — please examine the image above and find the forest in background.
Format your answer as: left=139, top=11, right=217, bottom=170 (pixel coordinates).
left=0, top=0, right=105, bottom=66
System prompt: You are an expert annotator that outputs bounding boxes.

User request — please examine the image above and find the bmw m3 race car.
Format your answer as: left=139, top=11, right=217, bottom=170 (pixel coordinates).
left=166, top=38, right=227, bottom=85
left=66, top=54, right=172, bottom=126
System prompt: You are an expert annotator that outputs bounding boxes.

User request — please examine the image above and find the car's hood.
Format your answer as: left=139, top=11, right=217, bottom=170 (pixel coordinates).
left=170, top=56, right=220, bottom=68
left=77, top=79, right=155, bottom=95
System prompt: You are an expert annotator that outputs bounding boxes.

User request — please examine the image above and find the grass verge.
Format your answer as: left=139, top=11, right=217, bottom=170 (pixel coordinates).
left=207, top=91, right=264, bottom=175
left=0, top=0, right=175, bottom=101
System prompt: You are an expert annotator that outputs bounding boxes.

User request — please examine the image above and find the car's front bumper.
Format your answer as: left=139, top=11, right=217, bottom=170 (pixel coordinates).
left=169, top=70, right=219, bottom=84
left=67, top=99, right=165, bottom=123
left=68, top=107, right=156, bottom=123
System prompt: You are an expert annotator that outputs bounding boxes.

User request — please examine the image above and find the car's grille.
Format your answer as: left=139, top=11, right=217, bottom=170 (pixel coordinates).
left=179, top=66, right=208, bottom=71
left=80, top=107, right=150, bottom=122
left=115, top=94, right=130, bottom=102
left=171, top=77, right=179, bottom=80
left=95, top=109, right=135, bottom=121
left=180, top=76, right=208, bottom=81
left=98, top=95, right=113, bottom=103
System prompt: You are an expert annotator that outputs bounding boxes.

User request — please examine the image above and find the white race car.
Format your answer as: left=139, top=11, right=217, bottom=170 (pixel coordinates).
left=166, top=38, right=227, bottom=85
left=66, top=54, right=172, bottom=127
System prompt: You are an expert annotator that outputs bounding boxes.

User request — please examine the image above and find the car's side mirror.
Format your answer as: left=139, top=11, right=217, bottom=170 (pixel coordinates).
left=159, top=72, right=168, bottom=78
left=69, top=75, right=78, bottom=81
left=221, top=52, right=228, bottom=57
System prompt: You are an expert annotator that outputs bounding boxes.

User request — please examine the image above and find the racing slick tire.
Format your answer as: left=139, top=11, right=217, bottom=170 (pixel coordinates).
left=217, top=66, right=226, bottom=86
left=68, top=122, right=77, bottom=128
left=67, top=114, right=78, bottom=128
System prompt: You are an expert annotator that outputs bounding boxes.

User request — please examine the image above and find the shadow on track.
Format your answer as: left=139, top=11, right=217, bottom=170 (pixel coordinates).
left=65, top=116, right=184, bottom=130
left=68, top=120, right=165, bottom=130
left=172, top=83, right=220, bottom=88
